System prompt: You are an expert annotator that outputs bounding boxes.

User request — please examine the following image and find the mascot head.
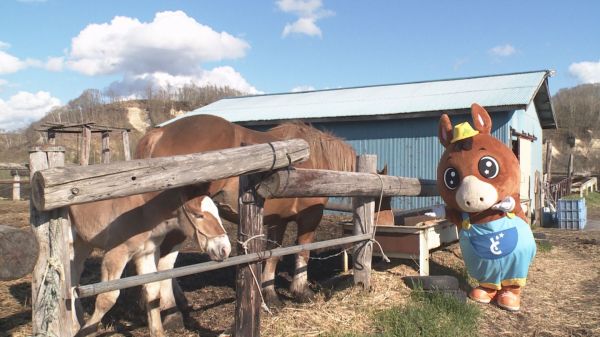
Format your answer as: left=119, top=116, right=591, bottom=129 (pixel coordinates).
left=437, top=104, right=520, bottom=214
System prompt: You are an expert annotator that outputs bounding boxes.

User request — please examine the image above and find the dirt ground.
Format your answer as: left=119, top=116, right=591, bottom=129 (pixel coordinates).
left=1, top=198, right=599, bottom=337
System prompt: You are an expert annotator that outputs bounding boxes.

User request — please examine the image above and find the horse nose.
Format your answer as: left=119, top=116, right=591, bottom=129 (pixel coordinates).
left=466, top=201, right=471, bottom=206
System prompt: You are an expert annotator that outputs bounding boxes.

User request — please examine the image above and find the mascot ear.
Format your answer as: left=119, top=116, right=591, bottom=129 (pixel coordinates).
left=378, top=164, right=388, bottom=175
left=471, top=103, right=492, bottom=134
left=438, top=114, right=453, bottom=148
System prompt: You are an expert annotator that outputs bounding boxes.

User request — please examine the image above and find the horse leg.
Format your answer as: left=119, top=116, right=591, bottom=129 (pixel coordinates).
left=135, top=250, right=166, bottom=337
left=261, top=216, right=288, bottom=307
left=290, top=204, right=324, bottom=303
left=73, top=233, right=93, bottom=328
left=157, top=247, right=185, bottom=330
left=77, top=247, right=130, bottom=337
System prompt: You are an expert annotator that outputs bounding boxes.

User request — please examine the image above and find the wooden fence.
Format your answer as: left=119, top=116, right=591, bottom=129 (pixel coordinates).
left=0, top=163, right=29, bottom=200
left=28, top=142, right=437, bottom=337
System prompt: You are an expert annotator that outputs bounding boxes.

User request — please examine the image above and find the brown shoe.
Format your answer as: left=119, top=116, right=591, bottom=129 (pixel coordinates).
left=497, top=286, right=521, bottom=311
left=469, top=286, right=497, bottom=304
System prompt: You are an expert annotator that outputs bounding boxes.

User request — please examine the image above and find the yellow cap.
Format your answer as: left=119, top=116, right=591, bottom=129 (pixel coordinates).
left=451, top=122, right=479, bottom=143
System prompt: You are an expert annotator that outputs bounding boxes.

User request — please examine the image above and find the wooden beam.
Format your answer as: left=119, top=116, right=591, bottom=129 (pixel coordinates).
left=101, top=131, right=110, bottom=164
left=352, top=154, right=376, bottom=290
left=544, top=141, right=552, bottom=184
left=76, top=233, right=371, bottom=298
left=257, top=168, right=438, bottom=198
left=235, top=174, right=264, bottom=337
left=79, top=126, right=91, bottom=166
left=122, top=130, right=131, bottom=161
left=0, top=225, right=39, bottom=280
left=31, top=139, right=310, bottom=211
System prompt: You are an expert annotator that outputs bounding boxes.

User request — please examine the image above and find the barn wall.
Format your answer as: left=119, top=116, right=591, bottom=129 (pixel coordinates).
left=510, top=104, right=544, bottom=206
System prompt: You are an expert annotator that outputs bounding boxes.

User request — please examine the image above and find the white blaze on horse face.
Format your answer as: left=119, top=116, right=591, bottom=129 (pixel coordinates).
left=199, top=196, right=231, bottom=261
left=455, top=175, right=498, bottom=212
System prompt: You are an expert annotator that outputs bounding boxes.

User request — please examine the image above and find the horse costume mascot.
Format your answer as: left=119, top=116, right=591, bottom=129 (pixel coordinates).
left=434, top=103, right=536, bottom=311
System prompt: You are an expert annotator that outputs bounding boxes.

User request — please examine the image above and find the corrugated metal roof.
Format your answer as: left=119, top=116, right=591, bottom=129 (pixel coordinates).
left=162, top=70, right=556, bottom=128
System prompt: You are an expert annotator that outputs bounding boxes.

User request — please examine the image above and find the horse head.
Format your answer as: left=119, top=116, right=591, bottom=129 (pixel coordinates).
left=437, top=104, right=520, bottom=215
left=178, top=195, right=231, bottom=261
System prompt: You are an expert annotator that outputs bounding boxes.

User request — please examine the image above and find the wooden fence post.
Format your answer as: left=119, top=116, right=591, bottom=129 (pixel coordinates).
left=12, top=170, right=20, bottom=201
left=122, top=130, right=131, bottom=161
left=567, top=153, right=574, bottom=194
left=29, top=146, right=77, bottom=337
left=235, top=174, right=264, bottom=337
left=101, top=131, right=110, bottom=164
left=352, top=154, right=376, bottom=290
left=544, top=141, right=552, bottom=184
left=80, top=126, right=91, bottom=166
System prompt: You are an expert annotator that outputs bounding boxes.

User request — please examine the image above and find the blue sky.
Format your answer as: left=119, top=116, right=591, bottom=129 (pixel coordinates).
left=1, top=0, right=599, bottom=131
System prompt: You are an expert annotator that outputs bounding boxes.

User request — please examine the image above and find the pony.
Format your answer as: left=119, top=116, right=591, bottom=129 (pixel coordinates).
left=70, top=186, right=230, bottom=337
left=436, top=103, right=536, bottom=311
left=135, top=114, right=356, bottom=316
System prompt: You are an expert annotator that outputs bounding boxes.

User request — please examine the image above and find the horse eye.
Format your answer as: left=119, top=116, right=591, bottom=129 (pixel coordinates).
left=194, top=213, right=205, bottom=219
left=479, top=156, right=499, bottom=179
left=443, top=167, right=460, bottom=190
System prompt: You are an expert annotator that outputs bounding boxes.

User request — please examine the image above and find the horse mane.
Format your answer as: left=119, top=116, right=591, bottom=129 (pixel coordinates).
left=268, top=122, right=356, bottom=172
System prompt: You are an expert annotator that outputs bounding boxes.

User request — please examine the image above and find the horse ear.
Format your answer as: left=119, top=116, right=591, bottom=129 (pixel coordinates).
left=471, top=103, right=492, bottom=134
left=378, top=164, right=388, bottom=175
left=438, top=114, right=453, bottom=148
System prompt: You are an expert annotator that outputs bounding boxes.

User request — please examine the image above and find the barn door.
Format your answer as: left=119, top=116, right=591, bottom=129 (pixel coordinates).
left=518, top=138, right=532, bottom=214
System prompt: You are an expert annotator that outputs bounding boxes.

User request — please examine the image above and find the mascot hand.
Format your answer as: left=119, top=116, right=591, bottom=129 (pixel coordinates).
left=491, top=196, right=516, bottom=213
left=425, top=204, right=446, bottom=218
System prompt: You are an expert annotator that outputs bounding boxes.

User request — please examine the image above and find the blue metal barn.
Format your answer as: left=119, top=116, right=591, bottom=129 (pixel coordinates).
left=166, top=70, right=557, bottom=213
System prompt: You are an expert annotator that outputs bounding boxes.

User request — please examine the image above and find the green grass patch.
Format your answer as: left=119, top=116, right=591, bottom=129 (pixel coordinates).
left=537, top=240, right=553, bottom=253
left=327, top=290, right=480, bottom=337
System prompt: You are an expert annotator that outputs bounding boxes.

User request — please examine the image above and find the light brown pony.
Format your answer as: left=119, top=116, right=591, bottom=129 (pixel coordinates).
left=136, top=114, right=356, bottom=310
left=70, top=186, right=230, bottom=337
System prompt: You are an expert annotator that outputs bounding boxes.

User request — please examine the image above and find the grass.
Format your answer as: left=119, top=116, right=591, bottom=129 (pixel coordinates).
left=327, top=290, right=480, bottom=337
left=537, top=240, right=553, bottom=253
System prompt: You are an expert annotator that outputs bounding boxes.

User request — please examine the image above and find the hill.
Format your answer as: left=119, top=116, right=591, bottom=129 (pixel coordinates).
left=544, top=83, right=600, bottom=175
left=0, top=85, right=242, bottom=166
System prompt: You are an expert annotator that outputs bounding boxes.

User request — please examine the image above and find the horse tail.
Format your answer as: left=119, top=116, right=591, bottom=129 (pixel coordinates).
left=134, top=127, right=164, bottom=159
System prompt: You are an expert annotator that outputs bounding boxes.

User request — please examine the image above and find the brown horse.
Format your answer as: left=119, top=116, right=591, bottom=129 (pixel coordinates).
left=136, top=114, right=356, bottom=311
left=70, top=187, right=230, bottom=337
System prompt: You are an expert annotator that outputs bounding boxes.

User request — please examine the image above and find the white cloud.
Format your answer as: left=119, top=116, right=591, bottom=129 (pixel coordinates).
left=0, top=41, right=10, bottom=50
left=277, top=0, right=334, bottom=38
left=489, top=44, right=516, bottom=57
left=45, top=57, right=64, bottom=72
left=0, top=50, right=27, bottom=74
left=0, top=91, right=61, bottom=131
left=291, top=85, right=315, bottom=92
left=0, top=79, right=7, bottom=92
left=569, top=60, right=600, bottom=84
left=67, top=11, right=249, bottom=76
left=106, top=66, right=261, bottom=97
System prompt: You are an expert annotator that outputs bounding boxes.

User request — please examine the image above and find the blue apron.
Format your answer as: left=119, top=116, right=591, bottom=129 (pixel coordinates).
left=459, top=213, right=536, bottom=290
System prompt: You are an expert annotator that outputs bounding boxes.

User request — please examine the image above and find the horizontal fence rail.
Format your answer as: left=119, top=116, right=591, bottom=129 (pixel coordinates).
left=31, top=139, right=309, bottom=211
left=75, top=233, right=372, bottom=298
left=257, top=168, right=438, bottom=198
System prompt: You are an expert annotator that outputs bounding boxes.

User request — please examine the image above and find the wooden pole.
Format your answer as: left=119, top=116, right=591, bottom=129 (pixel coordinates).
left=122, top=130, right=131, bottom=161
left=29, top=146, right=77, bottom=337
left=567, top=153, right=574, bottom=195
left=75, top=233, right=371, bottom=299
left=31, top=139, right=309, bottom=211
left=352, top=154, right=376, bottom=290
left=79, top=126, right=91, bottom=166
left=12, top=171, right=20, bottom=201
left=544, top=141, right=552, bottom=184
left=257, top=168, right=438, bottom=199
left=101, top=131, right=110, bottom=164
left=534, top=171, right=542, bottom=227
left=235, top=174, right=264, bottom=337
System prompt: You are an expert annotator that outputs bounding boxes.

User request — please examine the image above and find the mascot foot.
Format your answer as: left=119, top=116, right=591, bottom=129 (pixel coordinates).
left=497, top=286, right=521, bottom=312
left=469, top=286, right=497, bottom=304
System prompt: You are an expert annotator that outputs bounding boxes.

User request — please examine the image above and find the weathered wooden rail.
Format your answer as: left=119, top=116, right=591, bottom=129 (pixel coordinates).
left=29, top=141, right=435, bottom=337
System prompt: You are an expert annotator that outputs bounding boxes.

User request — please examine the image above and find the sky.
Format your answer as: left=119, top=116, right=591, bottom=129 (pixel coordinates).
left=1, top=0, right=600, bottom=131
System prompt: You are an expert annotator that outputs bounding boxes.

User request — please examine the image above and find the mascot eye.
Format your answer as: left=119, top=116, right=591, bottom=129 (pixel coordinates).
left=443, top=167, right=460, bottom=190
left=479, top=156, right=499, bottom=179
